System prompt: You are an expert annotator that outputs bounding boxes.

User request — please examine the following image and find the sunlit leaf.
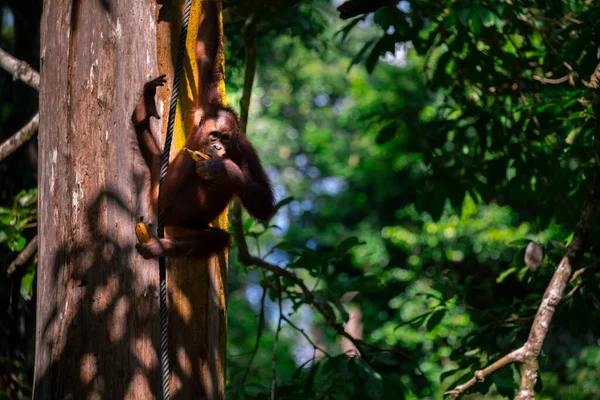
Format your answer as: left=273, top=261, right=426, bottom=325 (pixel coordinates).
left=8, top=235, right=26, bottom=252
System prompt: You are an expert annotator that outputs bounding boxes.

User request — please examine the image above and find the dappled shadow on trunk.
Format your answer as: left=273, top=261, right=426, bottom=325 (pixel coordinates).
left=35, top=187, right=225, bottom=398
left=35, top=187, right=161, bottom=398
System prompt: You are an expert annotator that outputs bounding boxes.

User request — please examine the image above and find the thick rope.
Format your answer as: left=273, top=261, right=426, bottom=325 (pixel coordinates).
left=157, top=1, right=193, bottom=399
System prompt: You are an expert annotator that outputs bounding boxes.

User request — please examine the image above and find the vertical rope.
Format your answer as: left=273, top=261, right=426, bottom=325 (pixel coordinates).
left=157, top=1, right=193, bottom=399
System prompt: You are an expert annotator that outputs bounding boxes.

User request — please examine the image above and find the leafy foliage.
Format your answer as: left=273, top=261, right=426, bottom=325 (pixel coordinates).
left=223, top=0, right=600, bottom=399
left=0, top=190, right=37, bottom=253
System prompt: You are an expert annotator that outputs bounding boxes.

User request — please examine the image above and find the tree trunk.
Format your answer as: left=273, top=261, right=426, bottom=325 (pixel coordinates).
left=34, top=1, right=227, bottom=398
left=156, top=1, right=228, bottom=398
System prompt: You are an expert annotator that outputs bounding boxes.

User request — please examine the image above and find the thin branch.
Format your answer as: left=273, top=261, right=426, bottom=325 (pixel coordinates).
left=565, top=263, right=598, bottom=299
left=564, top=16, right=583, bottom=25
left=7, top=235, right=38, bottom=277
left=445, top=347, right=526, bottom=397
left=237, top=253, right=414, bottom=365
left=0, top=113, right=39, bottom=162
left=281, top=314, right=332, bottom=358
left=0, top=48, right=40, bottom=90
left=569, top=266, right=587, bottom=284
left=292, top=355, right=317, bottom=378
left=563, top=62, right=574, bottom=72
left=240, top=15, right=258, bottom=136
left=517, top=88, right=542, bottom=131
left=232, top=10, right=260, bottom=267
left=533, top=75, right=570, bottom=84
left=271, top=277, right=283, bottom=400
left=565, top=279, right=583, bottom=300
left=241, top=281, right=267, bottom=385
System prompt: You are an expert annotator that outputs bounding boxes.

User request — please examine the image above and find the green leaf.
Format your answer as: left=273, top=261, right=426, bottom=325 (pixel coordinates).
left=426, top=310, right=446, bottom=331
left=549, top=240, right=566, bottom=250
left=365, top=368, right=384, bottom=400
left=440, top=368, right=460, bottom=383
left=564, top=231, right=575, bottom=246
left=322, top=302, right=336, bottom=322
left=365, top=39, right=385, bottom=73
left=507, top=238, right=531, bottom=247
left=471, top=12, right=482, bottom=35
left=457, top=8, right=472, bottom=26
left=243, top=217, right=254, bottom=231
left=534, top=371, right=544, bottom=393
left=335, top=236, right=361, bottom=255
left=274, top=196, right=294, bottom=212
left=20, top=269, right=36, bottom=300
left=477, top=8, right=496, bottom=27
left=15, top=189, right=38, bottom=207
left=331, top=299, right=350, bottom=323
left=394, top=313, right=429, bottom=331
left=492, top=366, right=517, bottom=388
left=345, top=275, right=381, bottom=293
left=465, top=275, right=474, bottom=288
left=348, top=39, right=375, bottom=72
left=496, top=266, right=517, bottom=283
left=8, top=235, right=26, bottom=252
left=431, top=51, right=452, bottom=88
left=0, top=215, right=14, bottom=225
left=274, top=241, right=303, bottom=256
left=376, top=122, right=397, bottom=144
left=492, top=366, right=518, bottom=397
left=335, top=16, right=363, bottom=43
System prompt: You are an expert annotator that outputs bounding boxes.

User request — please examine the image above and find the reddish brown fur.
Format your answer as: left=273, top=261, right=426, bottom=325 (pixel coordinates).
left=131, top=0, right=274, bottom=259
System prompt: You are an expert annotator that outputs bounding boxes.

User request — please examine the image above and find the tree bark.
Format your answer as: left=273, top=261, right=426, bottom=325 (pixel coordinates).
left=34, top=1, right=228, bottom=398
left=156, top=1, right=228, bottom=398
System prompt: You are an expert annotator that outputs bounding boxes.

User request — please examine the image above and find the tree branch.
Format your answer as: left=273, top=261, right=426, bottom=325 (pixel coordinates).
left=241, top=282, right=267, bottom=385
left=564, top=263, right=598, bottom=299
left=7, top=235, right=38, bottom=277
left=236, top=253, right=414, bottom=365
left=232, top=9, right=259, bottom=266
left=445, top=347, right=526, bottom=397
left=271, top=277, right=283, bottom=400
left=240, top=15, right=258, bottom=136
left=0, top=47, right=40, bottom=90
left=446, top=61, right=600, bottom=400
left=0, top=113, right=39, bottom=162
left=281, top=314, right=331, bottom=358
left=533, top=74, right=570, bottom=85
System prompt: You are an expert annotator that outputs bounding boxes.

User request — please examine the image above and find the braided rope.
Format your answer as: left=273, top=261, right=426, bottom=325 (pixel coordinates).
left=157, top=1, right=193, bottom=399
